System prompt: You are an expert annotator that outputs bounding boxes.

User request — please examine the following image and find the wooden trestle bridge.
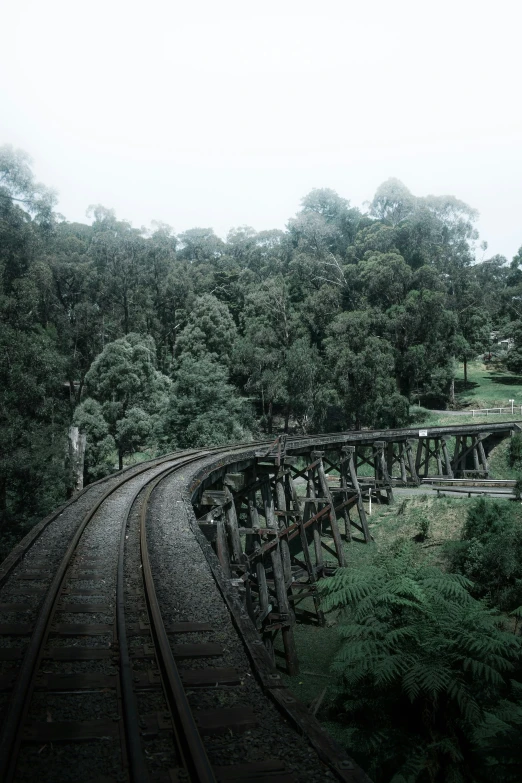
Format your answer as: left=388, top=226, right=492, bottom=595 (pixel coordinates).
left=191, top=421, right=522, bottom=675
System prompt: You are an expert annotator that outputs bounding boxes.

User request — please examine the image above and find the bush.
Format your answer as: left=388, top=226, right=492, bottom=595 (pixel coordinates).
left=320, top=544, right=522, bottom=783
left=447, top=498, right=522, bottom=610
left=509, top=433, right=522, bottom=468
left=414, top=514, right=430, bottom=541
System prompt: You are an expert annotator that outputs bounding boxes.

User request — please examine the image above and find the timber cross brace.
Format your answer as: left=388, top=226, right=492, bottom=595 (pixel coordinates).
left=191, top=422, right=522, bottom=674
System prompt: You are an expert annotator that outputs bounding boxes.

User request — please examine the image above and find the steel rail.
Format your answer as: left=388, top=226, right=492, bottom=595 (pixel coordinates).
left=0, top=446, right=188, bottom=591
left=138, top=456, right=223, bottom=783
left=116, top=459, right=198, bottom=783
left=121, top=441, right=274, bottom=783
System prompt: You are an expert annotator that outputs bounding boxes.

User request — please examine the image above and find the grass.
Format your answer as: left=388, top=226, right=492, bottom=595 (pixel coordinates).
left=409, top=360, right=522, bottom=429
left=455, top=359, right=522, bottom=409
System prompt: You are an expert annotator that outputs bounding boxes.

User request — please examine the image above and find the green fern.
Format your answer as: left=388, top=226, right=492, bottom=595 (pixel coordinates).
left=319, top=543, right=522, bottom=782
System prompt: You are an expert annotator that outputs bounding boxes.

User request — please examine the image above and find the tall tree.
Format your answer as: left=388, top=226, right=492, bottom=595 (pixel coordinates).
left=80, top=333, right=171, bottom=470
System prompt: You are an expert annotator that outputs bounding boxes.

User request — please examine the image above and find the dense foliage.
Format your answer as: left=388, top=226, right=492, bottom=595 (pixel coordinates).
left=447, top=498, right=522, bottom=611
left=320, top=544, right=522, bottom=783
left=2, top=143, right=522, bottom=538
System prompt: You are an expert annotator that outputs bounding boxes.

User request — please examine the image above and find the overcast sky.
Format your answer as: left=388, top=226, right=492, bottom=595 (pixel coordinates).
left=1, top=0, right=521, bottom=259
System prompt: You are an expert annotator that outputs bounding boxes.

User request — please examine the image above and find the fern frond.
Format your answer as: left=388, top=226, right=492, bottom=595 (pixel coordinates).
left=461, top=657, right=505, bottom=686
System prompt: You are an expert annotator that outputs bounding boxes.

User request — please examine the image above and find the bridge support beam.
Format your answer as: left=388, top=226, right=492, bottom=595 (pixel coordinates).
left=373, top=441, right=394, bottom=504
left=416, top=436, right=454, bottom=479
left=452, top=433, right=490, bottom=478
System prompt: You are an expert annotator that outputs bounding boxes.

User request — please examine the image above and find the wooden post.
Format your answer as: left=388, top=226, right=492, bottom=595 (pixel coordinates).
left=275, top=467, right=292, bottom=585
left=406, top=439, right=419, bottom=484
left=287, top=471, right=325, bottom=625
left=224, top=483, right=242, bottom=564
left=374, top=441, right=394, bottom=504
left=478, top=437, right=489, bottom=474
left=345, top=446, right=371, bottom=542
left=261, top=478, right=299, bottom=674
left=386, top=442, right=395, bottom=479
left=441, top=437, right=454, bottom=478
left=339, top=449, right=353, bottom=541
left=215, top=515, right=231, bottom=578
left=453, top=435, right=462, bottom=476
left=415, top=437, right=425, bottom=478
left=472, top=435, right=481, bottom=473
left=435, top=438, right=443, bottom=476
left=305, top=460, right=324, bottom=573
left=245, top=465, right=259, bottom=556
left=313, top=451, right=346, bottom=567
left=399, top=442, right=408, bottom=484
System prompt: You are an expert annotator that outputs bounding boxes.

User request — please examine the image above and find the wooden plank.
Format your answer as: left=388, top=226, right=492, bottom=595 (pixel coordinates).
left=171, top=643, right=223, bottom=658
left=0, top=674, right=15, bottom=690
left=0, top=624, right=32, bottom=635
left=23, top=718, right=120, bottom=742
left=43, top=647, right=114, bottom=660
left=58, top=603, right=111, bottom=613
left=17, top=573, right=50, bottom=581
left=168, top=621, right=213, bottom=633
left=0, top=647, right=25, bottom=660
left=213, top=759, right=288, bottom=781
left=179, top=667, right=241, bottom=687
left=194, top=706, right=257, bottom=734
left=4, top=586, right=45, bottom=595
left=50, top=623, right=113, bottom=636
left=35, top=673, right=117, bottom=691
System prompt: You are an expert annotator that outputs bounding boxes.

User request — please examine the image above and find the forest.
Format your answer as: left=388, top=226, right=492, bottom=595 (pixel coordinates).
left=3, top=143, right=522, bottom=781
left=3, top=142, right=522, bottom=543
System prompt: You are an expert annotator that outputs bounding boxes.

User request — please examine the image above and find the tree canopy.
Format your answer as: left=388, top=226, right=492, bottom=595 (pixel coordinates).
left=1, top=142, right=519, bottom=531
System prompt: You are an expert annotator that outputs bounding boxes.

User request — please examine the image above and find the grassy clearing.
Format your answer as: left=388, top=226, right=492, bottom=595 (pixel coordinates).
left=455, top=359, right=522, bottom=409
left=409, top=361, right=522, bottom=428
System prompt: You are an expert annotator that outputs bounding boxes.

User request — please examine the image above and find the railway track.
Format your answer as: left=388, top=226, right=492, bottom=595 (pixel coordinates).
left=0, top=442, right=367, bottom=783
left=9, top=421, right=511, bottom=782
left=0, top=449, right=200, bottom=781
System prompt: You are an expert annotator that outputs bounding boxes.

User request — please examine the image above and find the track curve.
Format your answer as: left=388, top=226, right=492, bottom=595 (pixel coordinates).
left=3, top=423, right=515, bottom=782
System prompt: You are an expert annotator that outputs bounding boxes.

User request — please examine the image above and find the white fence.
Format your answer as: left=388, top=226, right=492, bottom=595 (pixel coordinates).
left=471, top=405, right=522, bottom=417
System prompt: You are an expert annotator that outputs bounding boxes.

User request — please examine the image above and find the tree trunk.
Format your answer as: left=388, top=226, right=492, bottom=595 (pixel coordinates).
left=267, top=401, right=273, bottom=435
left=449, top=376, right=455, bottom=407
left=123, top=288, right=130, bottom=334
left=67, top=426, right=87, bottom=496
left=0, top=475, right=6, bottom=525
left=118, top=449, right=123, bottom=471
left=464, top=358, right=468, bottom=387
left=284, top=405, right=290, bottom=434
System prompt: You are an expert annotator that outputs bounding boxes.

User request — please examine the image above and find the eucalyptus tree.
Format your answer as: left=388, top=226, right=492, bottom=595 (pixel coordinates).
left=234, top=277, right=315, bottom=432
left=163, top=353, right=253, bottom=448
left=87, top=205, right=149, bottom=337
left=79, top=333, right=171, bottom=470
left=175, top=293, right=238, bottom=367
left=325, top=309, right=409, bottom=429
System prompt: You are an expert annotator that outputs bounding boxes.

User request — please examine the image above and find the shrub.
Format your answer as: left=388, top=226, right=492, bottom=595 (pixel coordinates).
left=509, top=433, right=522, bottom=468
left=447, top=498, right=522, bottom=610
left=320, top=544, right=522, bottom=783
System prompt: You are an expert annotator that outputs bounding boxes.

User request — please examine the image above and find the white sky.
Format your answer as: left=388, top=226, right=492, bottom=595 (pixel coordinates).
left=1, top=0, right=521, bottom=259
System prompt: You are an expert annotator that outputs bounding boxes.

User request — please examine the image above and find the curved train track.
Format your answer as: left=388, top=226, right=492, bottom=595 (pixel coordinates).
left=0, top=440, right=372, bottom=783
left=0, top=423, right=518, bottom=782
